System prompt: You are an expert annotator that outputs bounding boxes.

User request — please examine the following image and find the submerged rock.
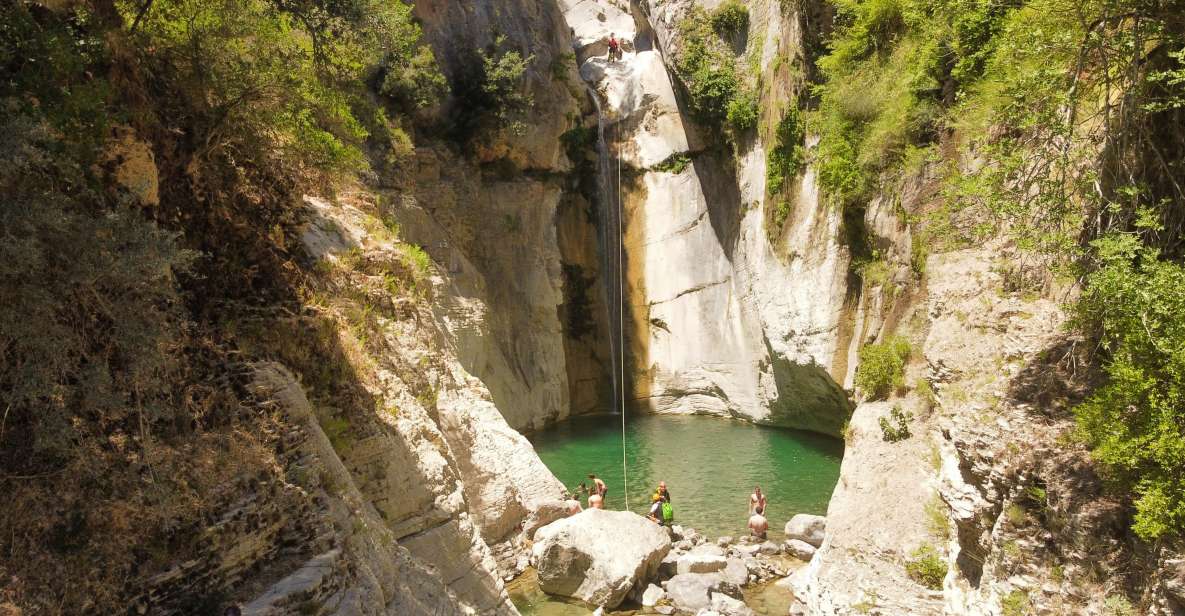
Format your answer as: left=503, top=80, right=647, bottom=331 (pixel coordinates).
left=785, top=514, right=827, bottom=548
left=532, top=509, right=671, bottom=608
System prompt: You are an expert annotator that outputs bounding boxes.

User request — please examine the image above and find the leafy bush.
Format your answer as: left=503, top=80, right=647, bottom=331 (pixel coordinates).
left=674, top=9, right=741, bottom=126
left=561, top=125, right=597, bottom=164
left=726, top=88, right=760, bottom=131
left=767, top=107, right=806, bottom=194
left=905, top=543, right=946, bottom=589
left=1073, top=236, right=1185, bottom=540
left=878, top=405, right=913, bottom=442
left=856, top=336, right=912, bottom=400
left=450, top=36, right=535, bottom=143
left=711, top=0, right=750, bottom=38
left=653, top=152, right=693, bottom=174
left=0, top=118, right=193, bottom=464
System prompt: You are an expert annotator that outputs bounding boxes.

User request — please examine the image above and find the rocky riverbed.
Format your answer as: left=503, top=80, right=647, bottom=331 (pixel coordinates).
left=512, top=510, right=827, bottom=615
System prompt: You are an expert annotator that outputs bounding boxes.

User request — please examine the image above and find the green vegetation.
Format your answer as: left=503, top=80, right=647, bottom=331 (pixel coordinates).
left=905, top=543, right=946, bottom=590
left=1073, top=238, right=1185, bottom=540
left=924, top=493, right=949, bottom=539
left=673, top=7, right=754, bottom=132
left=766, top=107, right=806, bottom=195
left=1103, top=595, right=1136, bottom=616
left=653, top=152, right=694, bottom=175
left=0, top=1, right=443, bottom=610
left=561, top=125, right=597, bottom=163
left=811, top=0, right=1185, bottom=541
left=878, top=404, right=913, bottom=442
left=450, top=35, right=534, bottom=143
left=855, top=336, right=912, bottom=399
left=726, top=88, right=760, bottom=131
left=710, top=0, right=750, bottom=39
left=1001, top=590, right=1030, bottom=616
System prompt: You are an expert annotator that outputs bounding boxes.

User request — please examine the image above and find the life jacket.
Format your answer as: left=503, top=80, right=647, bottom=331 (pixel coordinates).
left=661, top=501, right=674, bottom=524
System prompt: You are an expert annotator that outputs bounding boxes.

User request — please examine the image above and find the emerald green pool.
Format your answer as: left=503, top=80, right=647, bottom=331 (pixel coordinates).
left=527, top=414, right=843, bottom=541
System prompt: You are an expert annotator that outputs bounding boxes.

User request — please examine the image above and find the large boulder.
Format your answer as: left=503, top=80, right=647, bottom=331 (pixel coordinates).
left=785, top=514, right=827, bottom=547
left=532, top=509, right=672, bottom=608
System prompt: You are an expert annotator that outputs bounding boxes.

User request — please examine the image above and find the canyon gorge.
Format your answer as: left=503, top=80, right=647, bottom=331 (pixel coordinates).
left=2, top=0, right=1184, bottom=615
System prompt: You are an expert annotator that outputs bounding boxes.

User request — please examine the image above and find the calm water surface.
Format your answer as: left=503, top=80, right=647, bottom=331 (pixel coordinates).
left=527, top=414, right=843, bottom=542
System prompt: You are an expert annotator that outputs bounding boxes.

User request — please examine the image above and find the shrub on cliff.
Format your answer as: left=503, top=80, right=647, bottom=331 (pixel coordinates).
left=905, top=543, right=946, bottom=589
left=1074, top=234, right=1185, bottom=540
left=674, top=8, right=742, bottom=128
left=711, top=0, right=750, bottom=39
left=856, top=336, right=912, bottom=400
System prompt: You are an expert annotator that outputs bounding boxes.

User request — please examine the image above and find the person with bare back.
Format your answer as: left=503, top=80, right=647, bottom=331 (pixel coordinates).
left=588, top=474, right=607, bottom=509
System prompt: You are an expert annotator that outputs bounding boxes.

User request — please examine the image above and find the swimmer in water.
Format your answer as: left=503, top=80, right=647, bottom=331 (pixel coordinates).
left=749, top=486, right=767, bottom=515
left=748, top=505, right=769, bottom=540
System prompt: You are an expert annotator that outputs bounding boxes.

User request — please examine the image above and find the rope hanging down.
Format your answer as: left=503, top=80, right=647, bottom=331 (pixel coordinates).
left=617, top=145, right=629, bottom=512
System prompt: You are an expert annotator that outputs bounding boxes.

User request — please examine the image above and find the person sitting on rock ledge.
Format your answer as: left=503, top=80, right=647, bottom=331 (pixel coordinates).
left=654, top=480, right=671, bottom=503
left=748, top=505, right=769, bottom=540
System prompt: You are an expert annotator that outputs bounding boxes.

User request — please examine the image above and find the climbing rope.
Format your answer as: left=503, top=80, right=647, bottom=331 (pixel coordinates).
left=617, top=140, right=630, bottom=513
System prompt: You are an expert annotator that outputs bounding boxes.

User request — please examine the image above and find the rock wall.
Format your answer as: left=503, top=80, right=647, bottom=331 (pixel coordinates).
left=394, top=0, right=614, bottom=429
left=789, top=177, right=1185, bottom=614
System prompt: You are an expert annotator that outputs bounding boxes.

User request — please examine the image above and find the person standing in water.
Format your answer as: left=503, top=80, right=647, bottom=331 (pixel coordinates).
left=748, top=505, right=769, bottom=540
left=587, top=474, right=607, bottom=509
left=749, top=486, right=767, bottom=515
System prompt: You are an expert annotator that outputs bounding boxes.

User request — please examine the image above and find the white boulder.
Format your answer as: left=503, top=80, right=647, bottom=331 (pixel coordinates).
left=642, top=583, right=667, bottom=607
left=677, top=545, right=729, bottom=575
left=784, top=539, right=817, bottom=561
left=710, top=592, right=757, bottom=616
left=785, top=514, right=827, bottom=547
left=532, top=509, right=672, bottom=608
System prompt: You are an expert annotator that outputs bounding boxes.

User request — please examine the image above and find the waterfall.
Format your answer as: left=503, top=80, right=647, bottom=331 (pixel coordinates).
left=586, top=84, right=624, bottom=414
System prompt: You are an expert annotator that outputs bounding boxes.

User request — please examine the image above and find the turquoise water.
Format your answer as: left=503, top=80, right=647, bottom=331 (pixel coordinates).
left=527, top=414, right=843, bottom=541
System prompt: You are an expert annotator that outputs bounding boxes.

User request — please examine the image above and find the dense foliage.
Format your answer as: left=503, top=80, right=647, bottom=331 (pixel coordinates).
left=673, top=5, right=757, bottom=132
left=1074, top=235, right=1185, bottom=540
left=855, top=336, right=911, bottom=400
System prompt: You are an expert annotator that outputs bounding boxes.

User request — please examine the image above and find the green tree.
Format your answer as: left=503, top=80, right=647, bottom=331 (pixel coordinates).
left=1074, top=234, right=1185, bottom=539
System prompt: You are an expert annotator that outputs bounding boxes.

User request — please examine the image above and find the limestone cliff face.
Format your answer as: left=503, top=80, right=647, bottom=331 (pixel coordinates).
left=191, top=194, right=576, bottom=615
left=562, top=0, right=853, bottom=435
left=788, top=171, right=1184, bottom=615
left=394, top=0, right=613, bottom=430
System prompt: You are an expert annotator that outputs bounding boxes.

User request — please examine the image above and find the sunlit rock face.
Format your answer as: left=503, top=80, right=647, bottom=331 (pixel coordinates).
left=562, top=0, right=852, bottom=435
